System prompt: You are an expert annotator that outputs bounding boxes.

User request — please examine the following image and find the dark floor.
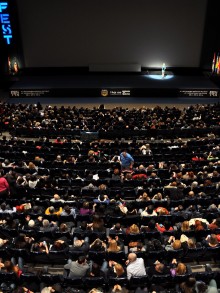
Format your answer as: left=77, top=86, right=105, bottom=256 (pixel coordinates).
left=10, top=72, right=219, bottom=89
left=5, top=96, right=220, bottom=110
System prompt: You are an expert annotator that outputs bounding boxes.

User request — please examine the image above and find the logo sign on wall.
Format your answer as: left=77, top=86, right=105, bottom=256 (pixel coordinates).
left=101, top=89, right=131, bottom=97
left=0, top=2, right=13, bottom=45
left=179, top=89, right=219, bottom=97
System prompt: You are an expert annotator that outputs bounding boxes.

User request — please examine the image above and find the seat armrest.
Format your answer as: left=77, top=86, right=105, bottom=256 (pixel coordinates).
left=205, top=264, right=212, bottom=273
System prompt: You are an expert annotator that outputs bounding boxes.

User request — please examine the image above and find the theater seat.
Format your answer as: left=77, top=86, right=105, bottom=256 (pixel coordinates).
left=150, top=273, right=172, bottom=286
left=129, top=275, right=149, bottom=289
left=182, top=246, right=205, bottom=262
left=0, top=271, right=17, bottom=283
left=172, top=265, right=192, bottom=283
left=9, top=248, right=30, bottom=261
left=48, top=250, right=69, bottom=264
left=107, top=251, right=126, bottom=262
left=68, top=250, right=85, bottom=260
left=63, top=277, right=83, bottom=288
left=41, top=273, right=63, bottom=284
left=20, top=272, right=40, bottom=284
left=88, top=251, right=106, bottom=265
left=193, top=264, right=215, bottom=283
left=108, top=276, right=128, bottom=287
left=84, top=276, right=106, bottom=289
left=202, top=246, right=220, bottom=262
left=166, top=249, right=185, bottom=261
left=146, top=250, right=165, bottom=266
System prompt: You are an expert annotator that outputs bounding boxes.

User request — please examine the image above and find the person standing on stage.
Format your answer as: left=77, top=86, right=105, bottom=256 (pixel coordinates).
left=162, top=63, right=166, bottom=78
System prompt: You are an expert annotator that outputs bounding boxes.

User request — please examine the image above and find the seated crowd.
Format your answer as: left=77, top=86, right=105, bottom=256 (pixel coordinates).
left=0, top=102, right=219, bottom=292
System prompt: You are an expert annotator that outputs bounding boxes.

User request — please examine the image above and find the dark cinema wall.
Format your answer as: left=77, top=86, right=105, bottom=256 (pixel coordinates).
left=16, top=0, right=207, bottom=68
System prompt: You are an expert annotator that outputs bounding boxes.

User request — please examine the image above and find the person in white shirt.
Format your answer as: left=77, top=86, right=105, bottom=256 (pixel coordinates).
left=126, top=253, right=146, bottom=279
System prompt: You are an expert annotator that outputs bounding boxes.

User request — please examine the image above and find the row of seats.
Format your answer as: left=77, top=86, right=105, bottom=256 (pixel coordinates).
left=0, top=264, right=217, bottom=291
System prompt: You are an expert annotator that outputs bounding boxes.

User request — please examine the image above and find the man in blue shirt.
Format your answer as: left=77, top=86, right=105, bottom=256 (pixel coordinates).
left=120, top=150, right=134, bottom=170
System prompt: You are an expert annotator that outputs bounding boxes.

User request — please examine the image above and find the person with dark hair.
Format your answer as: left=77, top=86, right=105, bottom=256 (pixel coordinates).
left=141, top=219, right=157, bottom=232
left=195, top=279, right=218, bottom=293
left=63, top=255, right=90, bottom=278
left=60, top=205, right=77, bottom=218
left=120, top=151, right=134, bottom=170
left=141, top=205, right=157, bottom=217
left=156, top=220, right=174, bottom=233
left=202, top=234, right=220, bottom=248
left=50, top=239, right=69, bottom=252
left=14, top=233, right=34, bottom=249
left=88, top=262, right=107, bottom=279
left=148, top=260, right=170, bottom=277
left=180, top=277, right=196, bottom=293
left=90, top=214, right=105, bottom=232
left=90, top=238, right=106, bottom=252
left=129, top=241, right=146, bottom=252
left=0, top=258, right=23, bottom=277
left=109, top=223, right=125, bottom=235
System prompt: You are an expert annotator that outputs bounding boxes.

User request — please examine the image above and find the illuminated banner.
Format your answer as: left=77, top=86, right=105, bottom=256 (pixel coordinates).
left=0, top=2, right=12, bottom=45
left=101, top=89, right=131, bottom=97
left=179, top=89, right=219, bottom=97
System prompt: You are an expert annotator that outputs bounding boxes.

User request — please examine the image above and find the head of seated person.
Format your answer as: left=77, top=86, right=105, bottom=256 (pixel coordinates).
left=176, top=262, right=187, bottom=275
left=107, top=239, right=121, bottom=252
left=90, top=238, right=105, bottom=251
left=130, top=241, right=145, bottom=252
left=0, top=238, right=8, bottom=248
left=48, top=206, right=55, bottom=214
left=187, top=238, right=196, bottom=249
left=172, top=240, right=182, bottom=250
left=127, top=224, right=140, bottom=234
left=164, top=220, right=173, bottom=231
left=59, top=223, right=69, bottom=232
left=194, top=220, right=205, bottom=231
left=181, top=221, right=191, bottom=232
left=141, top=219, right=156, bottom=232
left=206, top=234, right=219, bottom=247
left=52, top=239, right=67, bottom=251
left=126, top=204, right=137, bottom=215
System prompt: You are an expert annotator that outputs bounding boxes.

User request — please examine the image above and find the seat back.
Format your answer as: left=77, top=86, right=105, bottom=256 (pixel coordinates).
left=107, top=251, right=126, bottom=262
left=84, top=277, right=105, bottom=289
left=129, top=275, right=149, bottom=289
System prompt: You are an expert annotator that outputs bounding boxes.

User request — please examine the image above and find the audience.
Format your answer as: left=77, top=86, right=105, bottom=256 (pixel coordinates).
left=0, top=102, right=219, bottom=291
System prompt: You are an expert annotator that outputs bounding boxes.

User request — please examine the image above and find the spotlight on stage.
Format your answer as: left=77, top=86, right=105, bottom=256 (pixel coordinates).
left=144, top=72, right=174, bottom=80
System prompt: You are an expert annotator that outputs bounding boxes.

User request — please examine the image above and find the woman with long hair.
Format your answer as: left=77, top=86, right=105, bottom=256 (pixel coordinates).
left=107, top=239, right=121, bottom=252
left=181, top=221, right=191, bottom=232
left=89, top=214, right=105, bottom=232
left=108, top=261, right=126, bottom=278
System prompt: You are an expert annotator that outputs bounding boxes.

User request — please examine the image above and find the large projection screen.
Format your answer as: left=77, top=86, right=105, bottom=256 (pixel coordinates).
left=16, top=0, right=207, bottom=68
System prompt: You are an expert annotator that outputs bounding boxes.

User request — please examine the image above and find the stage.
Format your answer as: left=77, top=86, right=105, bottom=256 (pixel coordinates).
left=9, top=70, right=220, bottom=99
